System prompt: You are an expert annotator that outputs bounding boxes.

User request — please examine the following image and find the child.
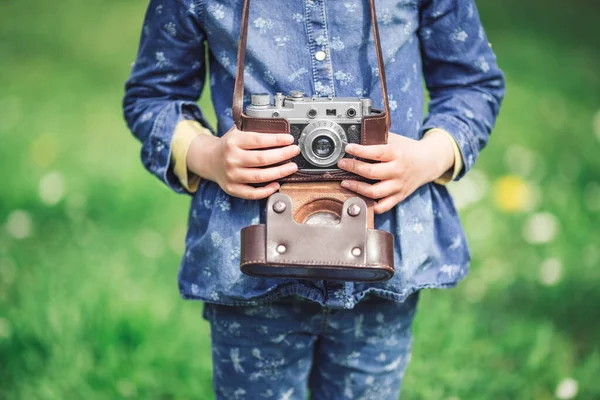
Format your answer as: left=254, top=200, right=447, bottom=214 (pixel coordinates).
left=123, top=0, right=504, bottom=398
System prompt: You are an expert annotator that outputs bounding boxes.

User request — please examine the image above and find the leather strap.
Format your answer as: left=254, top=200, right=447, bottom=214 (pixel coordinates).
left=232, top=0, right=390, bottom=131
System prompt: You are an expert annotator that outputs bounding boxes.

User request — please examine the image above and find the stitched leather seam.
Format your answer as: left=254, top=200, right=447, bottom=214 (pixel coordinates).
left=241, top=260, right=392, bottom=268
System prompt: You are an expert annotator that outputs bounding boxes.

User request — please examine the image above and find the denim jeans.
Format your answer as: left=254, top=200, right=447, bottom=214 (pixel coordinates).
left=202, top=292, right=420, bottom=400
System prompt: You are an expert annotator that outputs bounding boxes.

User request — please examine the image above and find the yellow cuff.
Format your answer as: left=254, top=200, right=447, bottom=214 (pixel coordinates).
left=424, top=128, right=464, bottom=185
left=171, top=120, right=213, bottom=193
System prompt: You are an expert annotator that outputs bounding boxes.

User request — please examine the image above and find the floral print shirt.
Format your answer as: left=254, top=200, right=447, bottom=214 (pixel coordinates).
left=123, top=0, right=505, bottom=308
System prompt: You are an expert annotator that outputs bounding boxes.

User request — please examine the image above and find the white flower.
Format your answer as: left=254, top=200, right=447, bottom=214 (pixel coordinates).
left=191, top=283, right=200, bottom=295
left=451, top=28, right=469, bottom=42
left=315, top=35, right=327, bottom=46
left=211, top=231, right=223, bottom=248
left=555, top=378, right=578, bottom=399
left=155, top=52, right=170, bottom=68
left=344, top=3, right=358, bottom=13
left=208, top=4, right=225, bottom=20
left=475, top=56, right=490, bottom=73
left=274, top=35, right=290, bottom=47
left=522, top=212, right=560, bottom=244
left=215, top=195, right=231, bottom=212
left=448, top=169, right=489, bottom=210
left=5, top=210, right=32, bottom=239
left=334, top=70, right=354, bottom=86
left=440, top=264, right=460, bottom=278
left=263, top=70, right=275, bottom=86
left=218, top=51, right=231, bottom=68
left=164, top=22, right=176, bottom=37
left=253, top=17, right=273, bottom=34
left=330, top=37, right=345, bottom=51
left=378, top=8, right=392, bottom=25
left=314, top=81, right=331, bottom=96
left=292, top=13, right=304, bottom=22
left=39, top=171, right=65, bottom=206
left=400, top=79, right=411, bottom=93
left=539, top=257, right=562, bottom=286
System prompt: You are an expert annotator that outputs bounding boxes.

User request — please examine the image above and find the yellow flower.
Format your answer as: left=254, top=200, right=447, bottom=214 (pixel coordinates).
left=493, top=175, right=533, bottom=213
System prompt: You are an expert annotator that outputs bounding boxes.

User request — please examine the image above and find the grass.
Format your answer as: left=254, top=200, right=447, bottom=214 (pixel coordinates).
left=0, top=0, right=599, bottom=398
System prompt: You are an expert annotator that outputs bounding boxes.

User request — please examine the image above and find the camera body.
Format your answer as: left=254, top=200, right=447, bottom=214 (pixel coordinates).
left=245, top=91, right=374, bottom=173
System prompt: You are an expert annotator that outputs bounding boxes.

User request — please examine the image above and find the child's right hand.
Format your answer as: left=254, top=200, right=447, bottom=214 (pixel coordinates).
left=186, top=125, right=300, bottom=200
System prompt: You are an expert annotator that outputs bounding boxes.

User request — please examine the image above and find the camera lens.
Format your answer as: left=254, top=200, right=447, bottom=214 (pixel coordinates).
left=312, top=135, right=335, bottom=158
left=346, top=108, right=356, bottom=117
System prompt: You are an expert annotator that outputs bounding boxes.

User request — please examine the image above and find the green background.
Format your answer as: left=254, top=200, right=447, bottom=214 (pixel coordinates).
left=1, top=0, right=599, bottom=398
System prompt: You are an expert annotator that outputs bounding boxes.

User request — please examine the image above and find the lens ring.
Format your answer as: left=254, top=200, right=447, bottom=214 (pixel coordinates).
left=298, top=121, right=347, bottom=168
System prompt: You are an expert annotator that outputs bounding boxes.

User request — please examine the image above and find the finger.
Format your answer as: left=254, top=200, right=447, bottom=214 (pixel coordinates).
left=340, top=179, right=399, bottom=200
left=235, top=162, right=298, bottom=183
left=374, top=193, right=405, bottom=214
left=345, top=143, right=394, bottom=162
left=237, top=132, right=295, bottom=150
left=240, top=145, right=301, bottom=167
left=337, top=158, right=395, bottom=180
left=227, top=182, right=280, bottom=200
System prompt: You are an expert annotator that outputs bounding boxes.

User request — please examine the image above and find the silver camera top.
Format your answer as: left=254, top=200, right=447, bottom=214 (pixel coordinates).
left=245, top=91, right=374, bottom=170
left=246, top=91, right=373, bottom=123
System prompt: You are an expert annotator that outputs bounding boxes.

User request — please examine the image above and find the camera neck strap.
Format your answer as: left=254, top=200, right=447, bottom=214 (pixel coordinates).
left=232, top=0, right=391, bottom=131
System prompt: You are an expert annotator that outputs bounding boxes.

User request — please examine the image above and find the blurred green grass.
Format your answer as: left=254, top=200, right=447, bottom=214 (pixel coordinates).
left=0, top=0, right=599, bottom=398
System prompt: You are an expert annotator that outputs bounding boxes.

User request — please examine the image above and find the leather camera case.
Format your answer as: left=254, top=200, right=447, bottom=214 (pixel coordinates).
left=240, top=183, right=394, bottom=282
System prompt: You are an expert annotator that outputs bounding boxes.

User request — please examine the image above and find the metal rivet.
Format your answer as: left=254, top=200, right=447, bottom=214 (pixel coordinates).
left=348, top=204, right=361, bottom=217
left=273, top=201, right=286, bottom=213
left=276, top=244, right=287, bottom=254
left=351, top=247, right=362, bottom=257
left=315, top=50, right=326, bottom=61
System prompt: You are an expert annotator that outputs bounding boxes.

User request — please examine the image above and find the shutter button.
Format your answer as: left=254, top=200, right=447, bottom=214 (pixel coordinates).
left=315, top=50, right=326, bottom=61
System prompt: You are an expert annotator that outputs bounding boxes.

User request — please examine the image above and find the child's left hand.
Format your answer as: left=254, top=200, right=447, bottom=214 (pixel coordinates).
left=337, top=131, right=455, bottom=214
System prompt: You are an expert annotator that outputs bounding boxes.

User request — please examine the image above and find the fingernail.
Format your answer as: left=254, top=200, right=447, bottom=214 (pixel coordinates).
left=345, top=144, right=355, bottom=152
left=338, top=159, right=347, bottom=168
left=289, top=163, right=298, bottom=171
left=340, top=181, right=350, bottom=188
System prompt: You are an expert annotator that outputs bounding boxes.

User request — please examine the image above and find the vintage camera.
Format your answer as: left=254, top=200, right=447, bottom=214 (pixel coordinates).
left=245, top=91, right=374, bottom=172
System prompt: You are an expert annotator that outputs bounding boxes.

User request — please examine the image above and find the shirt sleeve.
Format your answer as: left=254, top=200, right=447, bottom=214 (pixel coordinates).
left=171, top=119, right=214, bottom=193
left=122, top=0, right=213, bottom=195
left=424, top=128, right=464, bottom=185
left=418, top=0, right=506, bottom=181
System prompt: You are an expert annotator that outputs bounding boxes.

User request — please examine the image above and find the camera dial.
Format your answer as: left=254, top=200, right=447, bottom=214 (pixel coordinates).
left=298, top=120, right=348, bottom=168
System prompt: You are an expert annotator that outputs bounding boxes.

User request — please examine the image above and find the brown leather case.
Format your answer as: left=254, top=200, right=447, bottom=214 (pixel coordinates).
left=240, top=184, right=395, bottom=282
left=232, top=0, right=390, bottom=183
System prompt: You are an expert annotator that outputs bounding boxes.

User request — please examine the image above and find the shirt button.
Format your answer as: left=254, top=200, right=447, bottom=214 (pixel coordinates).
left=315, top=50, right=326, bottom=61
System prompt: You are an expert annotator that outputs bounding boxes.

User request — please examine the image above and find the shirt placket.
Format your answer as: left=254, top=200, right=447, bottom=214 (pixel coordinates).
left=305, top=0, right=335, bottom=97
left=305, top=0, right=348, bottom=308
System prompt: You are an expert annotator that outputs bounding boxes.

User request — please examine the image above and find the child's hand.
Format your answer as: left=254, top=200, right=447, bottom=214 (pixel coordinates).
left=187, top=126, right=300, bottom=200
left=337, top=131, right=455, bottom=214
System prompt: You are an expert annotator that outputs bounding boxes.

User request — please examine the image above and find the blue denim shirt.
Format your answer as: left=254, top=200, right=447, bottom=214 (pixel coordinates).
left=123, top=0, right=505, bottom=309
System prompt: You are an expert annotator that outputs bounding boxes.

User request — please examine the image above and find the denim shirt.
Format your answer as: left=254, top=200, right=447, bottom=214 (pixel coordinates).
left=123, top=0, right=505, bottom=309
